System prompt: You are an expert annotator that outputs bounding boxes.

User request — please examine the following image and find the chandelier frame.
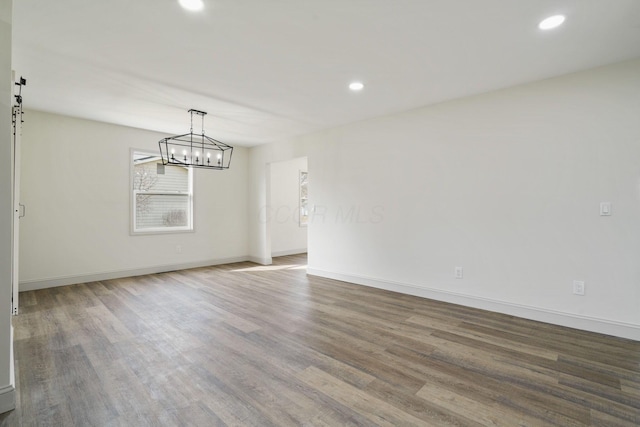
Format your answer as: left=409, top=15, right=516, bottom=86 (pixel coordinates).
left=158, top=109, right=233, bottom=170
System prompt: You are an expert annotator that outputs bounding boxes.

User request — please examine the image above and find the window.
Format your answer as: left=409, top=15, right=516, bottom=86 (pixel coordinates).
left=299, top=170, right=308, bottom=226
left=131, top=149, right=193, bottom=234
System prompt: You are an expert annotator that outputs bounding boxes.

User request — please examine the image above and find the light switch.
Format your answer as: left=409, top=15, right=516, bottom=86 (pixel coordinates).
left=600, top=202, right=611, bottom=216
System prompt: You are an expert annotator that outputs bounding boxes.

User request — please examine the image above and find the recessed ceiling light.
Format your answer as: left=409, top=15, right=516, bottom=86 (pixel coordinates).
left=179, top=0, right=204, bottom=12
left=538, top=15, right=565, bottom=30
left=349, top=82, right=364, bottom=91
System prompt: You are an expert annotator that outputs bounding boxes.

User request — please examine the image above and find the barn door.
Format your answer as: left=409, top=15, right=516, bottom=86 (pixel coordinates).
left=11, top=73, right=25, bottom=315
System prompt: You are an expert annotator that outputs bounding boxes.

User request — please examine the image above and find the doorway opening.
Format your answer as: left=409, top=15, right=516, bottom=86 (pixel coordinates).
left=268, top=157, right=308, bottom=258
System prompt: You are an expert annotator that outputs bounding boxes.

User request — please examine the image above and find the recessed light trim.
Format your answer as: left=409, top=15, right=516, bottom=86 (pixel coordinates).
left=349, top=82, right=364, bottom=91
left=179, top=0, right=204, bottom=12
left=538, top=15, right=565, bottom=30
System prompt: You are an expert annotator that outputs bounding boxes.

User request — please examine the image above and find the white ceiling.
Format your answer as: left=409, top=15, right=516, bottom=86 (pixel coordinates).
left=12, top=0, right=640, bottom=147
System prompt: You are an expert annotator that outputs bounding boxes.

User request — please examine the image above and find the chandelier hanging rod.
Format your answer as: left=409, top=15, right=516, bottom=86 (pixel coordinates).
left=188, top=109, right=206, bottom=134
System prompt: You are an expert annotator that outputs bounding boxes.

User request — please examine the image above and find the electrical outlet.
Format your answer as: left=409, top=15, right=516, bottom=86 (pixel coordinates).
left=573, top=280, right=585, bottom=296
left=455, top=266, right=463, bottom=279
left=176, top=245, right=182, bottom=253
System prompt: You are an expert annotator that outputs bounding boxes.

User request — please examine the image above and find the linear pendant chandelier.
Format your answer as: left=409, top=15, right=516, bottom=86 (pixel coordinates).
left=159, top=109, right=233, bottom=170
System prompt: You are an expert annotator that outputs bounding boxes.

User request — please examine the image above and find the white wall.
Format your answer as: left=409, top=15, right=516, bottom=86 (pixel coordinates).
left=249, top=59, right=640, bottom=340
left=269, top=157, right=308, bottom=256
left=19, top=110, right=249, bottom=289
left=0, top=0, right=15, bottom=414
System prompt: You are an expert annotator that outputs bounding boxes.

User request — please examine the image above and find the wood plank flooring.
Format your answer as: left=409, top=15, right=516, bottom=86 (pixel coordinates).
left=2, top=254, right=639, bottom=426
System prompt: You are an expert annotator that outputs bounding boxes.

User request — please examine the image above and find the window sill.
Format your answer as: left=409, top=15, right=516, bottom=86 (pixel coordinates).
left=130, top=227, right=195, bottom=236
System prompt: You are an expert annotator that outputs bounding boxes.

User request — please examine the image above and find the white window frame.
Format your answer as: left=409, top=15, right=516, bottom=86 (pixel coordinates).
left=130, top=148, right=194, bottom=235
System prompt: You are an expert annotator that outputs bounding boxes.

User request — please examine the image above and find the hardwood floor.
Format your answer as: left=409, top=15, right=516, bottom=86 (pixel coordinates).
left=2, top=254, right=639, bottom=426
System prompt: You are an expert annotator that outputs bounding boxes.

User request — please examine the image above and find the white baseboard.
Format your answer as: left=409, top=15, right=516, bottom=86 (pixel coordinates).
left=271, top=249, right=307, bottom=258
left=307, top=268, right=640, bottom=341
left=248, top=256, right=273, bottom=266
left=0, top=384, right=15, bottom=415
left=19, top=256, right=252, bottom=292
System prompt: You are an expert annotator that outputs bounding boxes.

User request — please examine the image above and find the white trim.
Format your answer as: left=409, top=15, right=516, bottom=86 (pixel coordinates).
left=0, top=384, right=15, bottom=415
left=248, top=256, right=272, bottom=266
left=307, top=268, right=640, bottom=341
left=19, top=256, right=251, bottom=291
left=272, top=249, right=307, bottom=258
